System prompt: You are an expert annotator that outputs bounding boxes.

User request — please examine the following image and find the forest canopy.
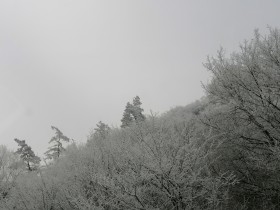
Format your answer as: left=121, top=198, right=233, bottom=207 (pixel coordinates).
left=1, top=28, right=280, bottom=209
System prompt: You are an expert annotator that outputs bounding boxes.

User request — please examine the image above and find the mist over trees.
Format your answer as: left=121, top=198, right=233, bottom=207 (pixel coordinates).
left=1, top=28, right=280, bottom=209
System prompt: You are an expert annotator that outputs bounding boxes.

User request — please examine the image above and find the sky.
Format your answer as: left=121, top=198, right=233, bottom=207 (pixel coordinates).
left=0, top=0, right=280, bottom=156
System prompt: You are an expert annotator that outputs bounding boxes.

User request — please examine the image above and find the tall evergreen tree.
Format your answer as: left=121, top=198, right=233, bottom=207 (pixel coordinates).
left=121, top=96, right=145, bottom=128
left=121, top=102, right=134, bottom=128
left=14, top=139, right=40, bottom=171
left=45, top=126, right=70, bottom=160
left=132, top=96, right=146, bottom=122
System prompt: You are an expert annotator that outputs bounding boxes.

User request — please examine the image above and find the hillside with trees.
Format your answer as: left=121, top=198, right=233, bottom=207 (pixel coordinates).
left=1, top=28, right=280, bottom=209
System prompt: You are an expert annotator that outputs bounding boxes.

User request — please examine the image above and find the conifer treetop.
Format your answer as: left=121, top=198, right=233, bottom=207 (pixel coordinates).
left=121, top=96, right=145, bottom=128
left=45, top=126, right=70, bottom=160
left=14, top=138, right=40, bottom=171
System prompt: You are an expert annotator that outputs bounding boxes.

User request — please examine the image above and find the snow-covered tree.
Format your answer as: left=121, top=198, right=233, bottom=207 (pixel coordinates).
left=45, top=126, right=70, bottom=160
left=121, top=102, right=134, bottom=128
left=131, top=96, right=146, bottom=122
left=0, top=145, right=23, bottom=199
left=14, top=139, right=40, bottom=171
left=121, top=96, right=145, bottom=128
left=93, top=121, right=111, bottom=139
left=203, top=27, right=280, bottom=208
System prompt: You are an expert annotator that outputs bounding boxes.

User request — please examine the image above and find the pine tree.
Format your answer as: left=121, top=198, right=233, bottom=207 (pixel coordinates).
left=121, top=102, right=134, bottom=128
left=45, top=126, right=70, bottom=160
left=14, top=138, right=40, bottom=171
left=132, top=96, right=146, bottom=122
left=120, top=96, right=145, bottom=128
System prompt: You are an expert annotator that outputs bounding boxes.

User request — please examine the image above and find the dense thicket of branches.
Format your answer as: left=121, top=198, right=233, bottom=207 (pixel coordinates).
left=203, top=28, right=280, bottom=208
left=0, top=28, right=280, bottom=209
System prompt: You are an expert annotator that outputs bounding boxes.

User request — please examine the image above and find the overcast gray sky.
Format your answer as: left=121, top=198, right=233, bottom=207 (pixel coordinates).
left=1, top=0, right=280, bottom=156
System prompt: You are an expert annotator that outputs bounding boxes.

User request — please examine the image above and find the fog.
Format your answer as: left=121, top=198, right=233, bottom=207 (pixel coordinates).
left=0, top=0, right=279, bottom=155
